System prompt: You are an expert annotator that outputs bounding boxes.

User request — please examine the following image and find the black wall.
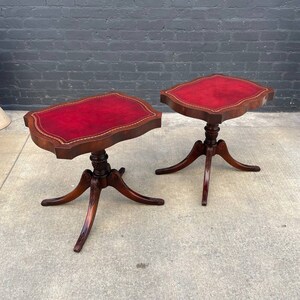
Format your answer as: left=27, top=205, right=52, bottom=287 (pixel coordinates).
left=0, top=0, right=299, bottom=111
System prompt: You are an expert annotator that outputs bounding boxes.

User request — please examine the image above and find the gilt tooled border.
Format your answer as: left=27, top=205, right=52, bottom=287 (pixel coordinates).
left=164, top=75, right=270, bottom=113
left=31, top=93, right=157, bottom=145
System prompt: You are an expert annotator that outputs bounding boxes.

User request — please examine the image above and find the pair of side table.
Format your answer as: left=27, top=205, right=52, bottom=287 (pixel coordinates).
left=24, top=74, right=274, bottom=252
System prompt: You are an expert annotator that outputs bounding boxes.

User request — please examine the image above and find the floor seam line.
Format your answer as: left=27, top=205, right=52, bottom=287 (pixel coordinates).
left=0, top=134, right=30, bottom=190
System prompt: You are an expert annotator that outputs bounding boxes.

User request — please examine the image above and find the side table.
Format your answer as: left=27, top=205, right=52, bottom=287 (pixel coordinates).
left=24, top=92, right=164, bottom=252
left=156, top=74, right=274, bottom=206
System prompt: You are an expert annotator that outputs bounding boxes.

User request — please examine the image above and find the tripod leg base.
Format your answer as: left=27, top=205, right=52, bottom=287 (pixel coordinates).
left=41, top=150, right=165, bottom=252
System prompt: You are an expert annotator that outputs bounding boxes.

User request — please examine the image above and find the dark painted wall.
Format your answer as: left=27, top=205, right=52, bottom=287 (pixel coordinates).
left=0, top=0, right=299, bottom=111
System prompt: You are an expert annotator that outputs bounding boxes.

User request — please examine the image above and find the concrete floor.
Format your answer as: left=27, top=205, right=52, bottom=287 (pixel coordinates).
left=0, top=111, right=299, bottom=300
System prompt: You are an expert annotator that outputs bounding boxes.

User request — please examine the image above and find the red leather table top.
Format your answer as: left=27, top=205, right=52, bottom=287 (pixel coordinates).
left=24, top=92, right=161, bottom=159
left=161, top=74, right=274, bottom=123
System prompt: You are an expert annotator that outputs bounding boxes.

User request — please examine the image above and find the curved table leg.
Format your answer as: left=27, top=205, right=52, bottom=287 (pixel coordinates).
left=119, top=167, right=125, bottom=176
left=41, top=169, right=93, bottom=206
left=73, top=178, right=101, bottom=253
left=155, top=140, right=205, bottom=175
left=216, top=140, right=260, bottom=172
left=202, top=147, right=214, bottom=206
left=108, top=169, right=164, bottom=206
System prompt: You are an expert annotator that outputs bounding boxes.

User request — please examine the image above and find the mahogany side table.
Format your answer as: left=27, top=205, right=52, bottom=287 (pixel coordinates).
left=24, top=92, right=164, bottom=252
left=155, top=74, right=274, bottom=206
